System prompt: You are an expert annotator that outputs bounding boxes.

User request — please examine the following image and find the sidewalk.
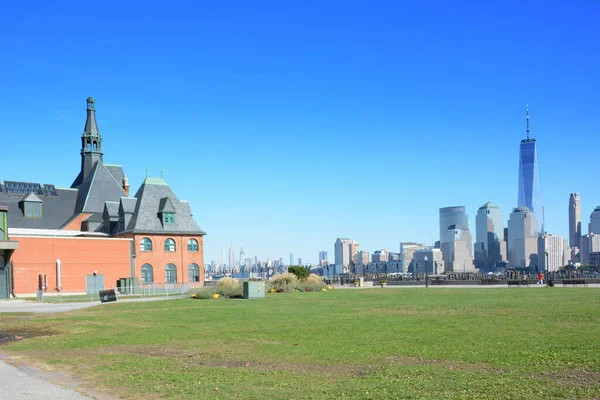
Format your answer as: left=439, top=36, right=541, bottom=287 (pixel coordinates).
left=0, top=295, right=186, bottom=314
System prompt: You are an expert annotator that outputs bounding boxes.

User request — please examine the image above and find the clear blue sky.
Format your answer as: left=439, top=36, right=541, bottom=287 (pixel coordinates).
left=1, top=1, right=599, bottom=264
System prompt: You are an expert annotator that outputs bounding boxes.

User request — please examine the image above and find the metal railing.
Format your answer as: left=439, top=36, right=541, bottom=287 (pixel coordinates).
left=33, top=283, right=200, bottom=303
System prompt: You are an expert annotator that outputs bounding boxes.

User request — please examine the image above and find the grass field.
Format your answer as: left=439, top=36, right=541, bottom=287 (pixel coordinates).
left=1, top=288, right=599, bottom=399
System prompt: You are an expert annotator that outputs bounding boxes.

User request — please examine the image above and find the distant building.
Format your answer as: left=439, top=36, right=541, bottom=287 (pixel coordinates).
left=334, top=238, right=352, bottom=276
left=589, top=206, right=600, bottom=235
left=569, top=193, right=582, bottom=248
left=580, top=233, right=600, bottom=264
left=446, top=225, right=475, bottom=272
left=412, top=248, right=444, bottom=274
left=399, top=242, right=425, bottom=273
left=298, top=257, right=303, bottom=266
left=349, top=241, right=359, bottom=264
left=240, top=246, right=245, bottom=266
left=290, top=253, right=294, bottom=266
left=507, top=206, right=539, bottom=269
left=475, top=202, right=507, bottom=272
left=372, top=249, right=388, bottom=263
left=517, top=106, right=543, bottom=233
left=354, top=251, right=369, bottom=265
left=439, top=206, right=473, bottom=271
left=229, top=247, right=236, bottom=272
left=538, top=234, right=568, bottom=272
left=388, top=252, right=401, bottom=261
left=319, top=251, right=328, bottom=266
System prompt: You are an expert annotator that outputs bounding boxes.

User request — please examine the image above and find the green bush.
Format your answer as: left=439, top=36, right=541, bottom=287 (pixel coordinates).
left=190, top=287, right=217, bottom=299
left=269, top=273, right=299, bottom=292
left=288, top=266, right=310, bottom=280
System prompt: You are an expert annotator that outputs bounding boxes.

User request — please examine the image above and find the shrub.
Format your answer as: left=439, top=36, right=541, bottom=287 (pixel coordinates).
left=288, top=266, right=310, bottom=280
left=300, top=274, right=326, bottom=292
left=270, top=273, right=298, bottom=292
left=218, top=277, right=243, bottom=297
left=190, top=287, right=217, bottom=299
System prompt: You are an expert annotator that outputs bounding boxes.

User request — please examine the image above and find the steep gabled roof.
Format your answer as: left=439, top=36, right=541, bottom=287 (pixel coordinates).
left=119, top=197, right=137, bottom=215
left=21, top=192, right=43, bottom=203
left=103, top=201, right=119, bottom=218
left=122, top=177, right=205, bottom=235
left=74, top=161, right=127, bottom=214
left=158, top=197, right=176, bottom=213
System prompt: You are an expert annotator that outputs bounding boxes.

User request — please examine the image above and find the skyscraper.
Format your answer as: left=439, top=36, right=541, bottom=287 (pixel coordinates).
left=439, top=206, right=473, bottom=271
left=290, top=253, right=294, bottom=266
left=298, top=257, right=303, bottom=265
left=569, top=193, right=582, bottom=248
left=239, top=246, right=245, bottom=267
left=319, top=251, right=328, bottom=266
left=334, top=238, right=352, bottom=276
left=589, top=206, right=600, bottom=235
left=349, top=241, right=359, bottom=264
left=229, top=246, right=236, bottom=272
left=507, top=207, right=539, bottom=269
left=517, top=106, right=543, bottom=232
left=475, top=202, right=507, bottom=271
left=538, top=234, right=569, bottom=272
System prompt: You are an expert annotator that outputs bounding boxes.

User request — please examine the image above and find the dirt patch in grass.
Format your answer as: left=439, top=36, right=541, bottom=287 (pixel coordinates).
left=0, top=327, right=56, bottom=345
left=384, top=354, right=508, bottom=374
left=537, top=369, right=600, bottom=389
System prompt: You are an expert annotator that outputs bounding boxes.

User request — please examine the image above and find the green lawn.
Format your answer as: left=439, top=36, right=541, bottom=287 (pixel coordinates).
left=1, top=289, right=599, bottom=399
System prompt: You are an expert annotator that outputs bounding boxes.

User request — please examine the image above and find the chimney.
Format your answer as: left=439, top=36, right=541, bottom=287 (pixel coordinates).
left=123, top=175, right=130, bottom=196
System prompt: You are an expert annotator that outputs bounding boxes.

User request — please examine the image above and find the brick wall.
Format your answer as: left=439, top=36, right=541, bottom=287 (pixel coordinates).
left=10, top=236, right=132, bottom=295
left=129, top=234, right=204, bottom=285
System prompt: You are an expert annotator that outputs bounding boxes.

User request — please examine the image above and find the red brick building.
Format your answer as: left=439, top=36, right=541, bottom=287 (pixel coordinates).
left=0, top=97, right=206, bottom=297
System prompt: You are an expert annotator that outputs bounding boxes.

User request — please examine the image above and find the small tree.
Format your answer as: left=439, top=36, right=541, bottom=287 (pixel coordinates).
left=288, top=265, right=310, bottom=280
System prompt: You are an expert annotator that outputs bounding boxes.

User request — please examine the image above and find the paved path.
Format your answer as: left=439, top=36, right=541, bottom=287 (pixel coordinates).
left=0, top=295, right=186, bottom=314
left=0, top=359, right=90, bottom=399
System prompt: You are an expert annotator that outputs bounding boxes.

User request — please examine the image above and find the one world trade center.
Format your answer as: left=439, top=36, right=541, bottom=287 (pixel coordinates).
left=517, top=106, right=543, bottom=233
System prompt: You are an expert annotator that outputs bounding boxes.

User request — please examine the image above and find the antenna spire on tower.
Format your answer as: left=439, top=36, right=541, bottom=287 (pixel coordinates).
left=526, top=104, right=530, bottom=140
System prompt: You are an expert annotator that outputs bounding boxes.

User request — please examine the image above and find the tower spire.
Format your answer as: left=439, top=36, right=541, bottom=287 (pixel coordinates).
left=526, top=104, right=530, bottom=140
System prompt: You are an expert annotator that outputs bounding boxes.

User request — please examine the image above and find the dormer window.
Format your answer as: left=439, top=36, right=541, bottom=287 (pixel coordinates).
left=163, top=212, right=175, bottom=224
left=25, top=202, right=42, bottom=218
left=21, top=193, right=44, bottom=219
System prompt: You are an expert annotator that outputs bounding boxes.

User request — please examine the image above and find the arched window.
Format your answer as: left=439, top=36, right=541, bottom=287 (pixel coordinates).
left=188, top=263, right=200, bottom=282
left=141, top=264, right=154, bottom=284
left=93, top=141, right=97, bottom=151
left=140, top=237, right=152, bottom=252
left=166, top=264, right=177, bottom=283
left=164, top=238, right=176, bottom=252
left=86, top=141, right=91, bottom=150
left=187, top=238, right=199, bottom=252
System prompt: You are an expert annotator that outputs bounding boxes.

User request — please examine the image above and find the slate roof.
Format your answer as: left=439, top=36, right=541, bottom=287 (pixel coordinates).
left=74, top=161, right=127, bottom=214
left=103, top=201, right=119, bottom=218
left=122, top=177, right=206, bottom=235
left=0, top=188, right=78, bottom=229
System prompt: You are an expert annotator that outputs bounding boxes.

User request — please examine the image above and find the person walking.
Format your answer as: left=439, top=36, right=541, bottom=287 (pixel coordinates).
left=537, top=271, right=544, bottom=285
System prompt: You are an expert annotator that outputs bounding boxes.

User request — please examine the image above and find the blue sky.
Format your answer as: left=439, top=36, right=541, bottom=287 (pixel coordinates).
left=1, top=1, right=599, bottom=264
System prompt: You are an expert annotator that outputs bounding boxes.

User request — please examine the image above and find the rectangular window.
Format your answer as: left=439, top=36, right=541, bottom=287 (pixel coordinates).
left=24, top=202, right=41, bottom=218
left=164, top=213, right=175, bottom=224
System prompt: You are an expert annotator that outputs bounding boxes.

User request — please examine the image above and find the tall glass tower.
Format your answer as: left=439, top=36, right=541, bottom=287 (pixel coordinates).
left=517, top=106, right=543, bottom=233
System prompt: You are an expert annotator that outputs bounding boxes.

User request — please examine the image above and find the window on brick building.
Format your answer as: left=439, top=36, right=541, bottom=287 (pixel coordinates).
left=140, top=237, right=153, bottom=252
left=141, top=264, right=154, bottom=284
left=166, top=264, right=177, bottom=283
left=188, top=263, right=200, bottom=282
left=164, top=238, right=176, bottom=252
left=187, top=238, right=199, bottom=252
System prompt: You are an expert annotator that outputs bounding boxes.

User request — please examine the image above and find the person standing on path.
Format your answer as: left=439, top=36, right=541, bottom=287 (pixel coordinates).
left=537, top=271, right=544, bottom=285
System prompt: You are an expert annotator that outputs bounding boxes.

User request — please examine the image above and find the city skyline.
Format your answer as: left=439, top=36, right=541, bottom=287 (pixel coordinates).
left=1, top=2, right=599, bottom=264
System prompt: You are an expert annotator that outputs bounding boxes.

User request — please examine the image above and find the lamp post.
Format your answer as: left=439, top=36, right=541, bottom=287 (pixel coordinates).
left=424, top=256, right=429, bottom=288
